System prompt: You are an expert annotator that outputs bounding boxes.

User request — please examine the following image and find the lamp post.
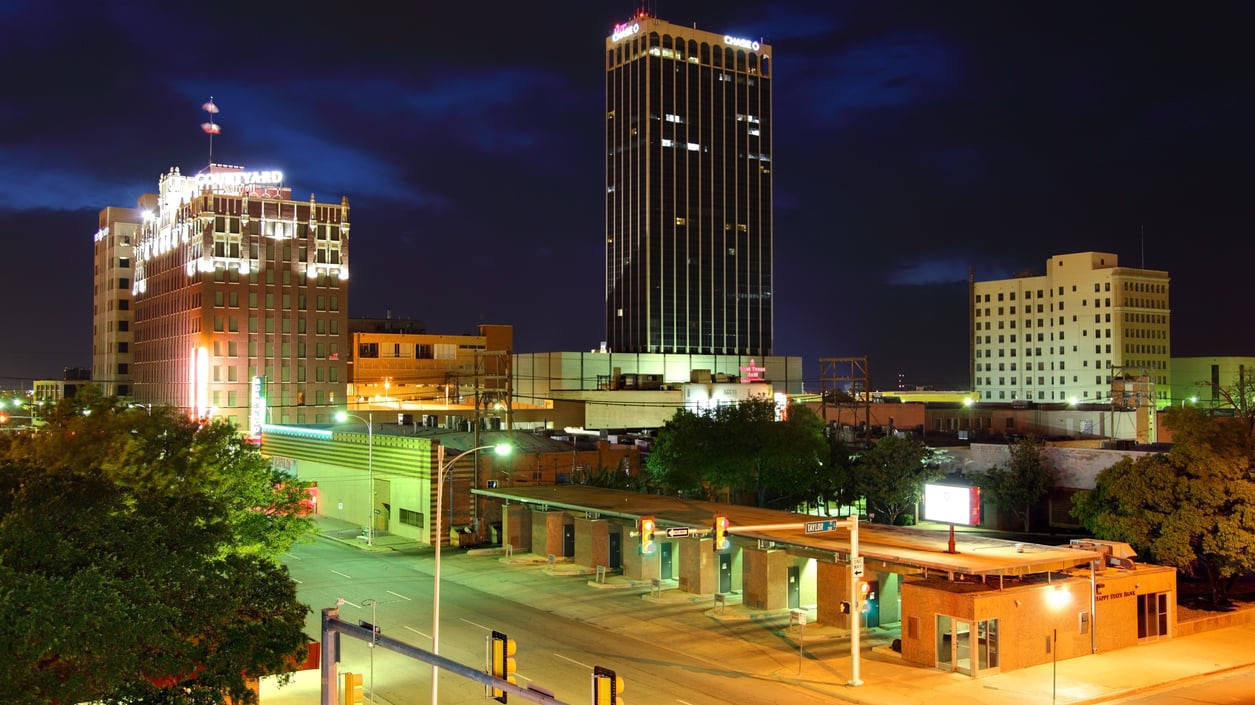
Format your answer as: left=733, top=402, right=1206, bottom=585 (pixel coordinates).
left=432, top=442, right=511, bottom=705
left=336, top=411, right=374, bottom=546
left=1047, top=585, right=1072, bottom=705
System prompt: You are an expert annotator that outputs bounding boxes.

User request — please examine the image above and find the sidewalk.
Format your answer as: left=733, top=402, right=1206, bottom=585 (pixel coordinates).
left=286, top=517, right=1255, bottom=705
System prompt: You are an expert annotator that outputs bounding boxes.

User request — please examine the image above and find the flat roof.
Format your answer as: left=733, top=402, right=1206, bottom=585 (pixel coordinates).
left=474, top=485, right=1103, bottom=578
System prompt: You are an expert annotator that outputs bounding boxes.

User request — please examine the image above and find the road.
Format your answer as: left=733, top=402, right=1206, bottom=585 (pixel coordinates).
left=1104, top=666, right=1255, bottom=705
left=282, top=538, right=843, bottom=705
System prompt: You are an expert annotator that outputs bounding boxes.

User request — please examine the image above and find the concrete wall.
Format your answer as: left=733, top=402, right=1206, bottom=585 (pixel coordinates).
left=817, top=562, right=853, bottom=628
left=530, top=510, right=568, bottom=558
left=944, top=443, right=1155, bottom=491
left=677, top=537, right=718, bottom=594
left=575, top=517, right=611, bottom=570
left=741, top=548, right=791, bottom=610
left=501, top=504, right=532, bottom=551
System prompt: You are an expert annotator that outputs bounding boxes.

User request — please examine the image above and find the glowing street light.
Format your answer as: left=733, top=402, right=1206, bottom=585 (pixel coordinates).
left=431, top=442, right=511, bottom=705
left=335, top=411, right=375, bottom=546
left=1047, top=585, right=1072, bottom=705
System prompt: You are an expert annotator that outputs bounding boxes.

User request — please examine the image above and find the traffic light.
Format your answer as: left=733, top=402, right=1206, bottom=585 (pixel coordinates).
left=342, top=672, right=363, bottom=705
left=712, top=514, right=730, bottom=551
left=839, top=601, right=851, bottom=614
left=488, top=629, right=517, bottom=703
left=638, top=516, right=656, bottom=555
left=858, top=580, right=871, bottom=612
left=592, top=665, right=624, bottom=705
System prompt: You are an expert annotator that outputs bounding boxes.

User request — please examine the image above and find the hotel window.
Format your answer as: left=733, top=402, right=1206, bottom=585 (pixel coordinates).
left=214, top=291, right=224, bottom=307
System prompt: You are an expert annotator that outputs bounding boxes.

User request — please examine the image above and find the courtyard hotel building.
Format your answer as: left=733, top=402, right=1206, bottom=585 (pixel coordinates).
left=972, top=252, right=1170, bottom=407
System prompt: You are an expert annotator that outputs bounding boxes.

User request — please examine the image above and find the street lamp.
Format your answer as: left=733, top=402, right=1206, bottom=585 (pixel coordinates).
left=335, top=411, right=375, bottom=546
left=432, top=441, right=511, bottom=705
left=1047, top=585, right=1072, bottom=705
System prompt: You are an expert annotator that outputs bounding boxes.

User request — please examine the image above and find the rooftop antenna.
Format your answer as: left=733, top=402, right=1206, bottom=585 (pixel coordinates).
left=200, top=97, right=221, bottom=168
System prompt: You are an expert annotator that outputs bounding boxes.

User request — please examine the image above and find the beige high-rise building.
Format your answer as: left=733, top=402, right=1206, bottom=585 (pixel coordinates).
left=972, top=252, right=1170, bottom=407
left=92, top=205, right=145, bottom=397
left=122, top=164, right=351, bottom=433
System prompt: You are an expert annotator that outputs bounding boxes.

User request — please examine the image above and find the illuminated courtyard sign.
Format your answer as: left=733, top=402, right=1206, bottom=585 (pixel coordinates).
left=196, top=170, right=283, bottom=189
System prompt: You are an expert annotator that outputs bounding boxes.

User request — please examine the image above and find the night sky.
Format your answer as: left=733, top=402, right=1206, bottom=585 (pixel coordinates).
left=2, top=1, right=1251, bottom=391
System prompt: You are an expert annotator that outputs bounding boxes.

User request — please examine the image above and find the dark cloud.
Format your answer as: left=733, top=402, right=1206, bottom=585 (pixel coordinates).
left=1, top=0, right=1253, bottom=389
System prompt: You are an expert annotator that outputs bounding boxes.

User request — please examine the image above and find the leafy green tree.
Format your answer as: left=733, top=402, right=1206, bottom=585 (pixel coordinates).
left=646, top=399, right=826, bottom=507
left=1072, top=407, right=1255, bottom=606
left=815, top=438, right=861, bottom=516
left=645, top=408, right=716, bottom=498
left=979, top=437, right=1057, bottom=532
left=0, top=397, right=312, bottom=704
left=856, top=434, right=942, bottom=525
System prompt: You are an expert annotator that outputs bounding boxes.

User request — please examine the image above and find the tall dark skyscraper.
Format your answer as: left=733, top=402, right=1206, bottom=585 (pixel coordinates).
left=605, top=12, right=773, bottom=356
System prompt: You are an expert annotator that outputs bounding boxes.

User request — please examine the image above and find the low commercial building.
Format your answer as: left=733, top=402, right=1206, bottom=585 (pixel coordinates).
left=476, top=485, right=1176, bottom=677
left=261, top=420, right=641, bottom=546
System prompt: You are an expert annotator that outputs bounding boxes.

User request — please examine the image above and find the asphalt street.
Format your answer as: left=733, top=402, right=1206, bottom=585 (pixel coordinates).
left=282, top=535, right=840, bottom=705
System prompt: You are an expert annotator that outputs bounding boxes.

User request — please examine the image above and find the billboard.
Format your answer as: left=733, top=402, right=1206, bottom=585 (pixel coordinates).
left=923, top=484, right=981, bottom=526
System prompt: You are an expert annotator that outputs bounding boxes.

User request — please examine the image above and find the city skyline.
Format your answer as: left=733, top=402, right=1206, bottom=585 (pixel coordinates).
left=2, top=1, right=1252, bottom=390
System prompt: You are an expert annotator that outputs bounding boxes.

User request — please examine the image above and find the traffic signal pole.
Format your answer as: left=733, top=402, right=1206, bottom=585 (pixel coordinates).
left=320, top=608, right=571, bottom=705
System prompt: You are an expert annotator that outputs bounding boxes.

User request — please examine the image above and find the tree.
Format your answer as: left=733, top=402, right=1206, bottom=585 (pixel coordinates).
left=1198, top=364, right=1255, bottom=442
left=646, top=398, right=826, bottom=508
left=1072, top=407, right=1255, bottom=606
left=0, top=397, right=313, bottom=704
left=979, top=437, right=1057, bottom=532
left=855, top=434, right=942, bottom=525
left=645, top=408, right=717, bottom=498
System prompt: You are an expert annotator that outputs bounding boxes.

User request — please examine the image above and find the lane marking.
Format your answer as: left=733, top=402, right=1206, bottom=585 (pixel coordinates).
left=332, top=570, right=352, bottom=579
left=292, top=578, right=302, bottom=584
left=554, top=653, right=592, bottom=670
left=404, top=625, right=431, bottom=639
left=340, top=600, right=361, bottom=609
left=460, top=618, right=491, bottom=631
left=386, top=590, right=411, bottom=601
left=677, top=700, right=695, bottom=705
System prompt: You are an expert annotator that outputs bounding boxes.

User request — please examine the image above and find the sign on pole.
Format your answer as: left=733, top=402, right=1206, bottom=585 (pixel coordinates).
left=664, top=527, right=691, bottom=538
left=852, top=556, right=865, bottom=578
left=805, top=520, right=841, bottom=534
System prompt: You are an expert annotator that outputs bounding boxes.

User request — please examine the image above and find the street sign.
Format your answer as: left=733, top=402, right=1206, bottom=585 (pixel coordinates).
left=852, top=556, right=865, bottom=577
left=665, top=527, right=690, bottom=538
left=805, top=520, right=841, bottom=533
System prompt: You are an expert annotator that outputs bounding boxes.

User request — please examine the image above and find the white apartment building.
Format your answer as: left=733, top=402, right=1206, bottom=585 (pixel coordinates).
left=972, top=252, right=1170, bottom=406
